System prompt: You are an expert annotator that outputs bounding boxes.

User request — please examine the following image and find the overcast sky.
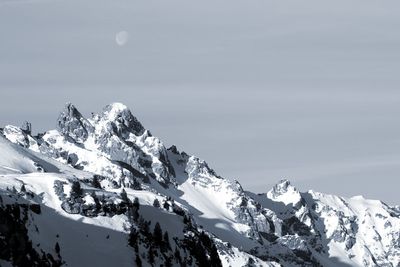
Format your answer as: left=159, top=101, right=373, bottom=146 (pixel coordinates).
left=1, top=0, right=400, bottom=204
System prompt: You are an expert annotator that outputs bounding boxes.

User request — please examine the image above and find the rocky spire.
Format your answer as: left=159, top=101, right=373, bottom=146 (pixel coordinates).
left=57, top=103, right=94, bottom=143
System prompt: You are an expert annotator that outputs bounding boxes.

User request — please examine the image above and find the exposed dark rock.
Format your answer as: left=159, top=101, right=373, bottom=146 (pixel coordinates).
left=57, top=103, right=94, bottom=143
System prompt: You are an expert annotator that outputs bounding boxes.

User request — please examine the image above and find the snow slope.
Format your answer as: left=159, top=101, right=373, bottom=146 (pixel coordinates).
left=0, top=135, right=58, bottom=174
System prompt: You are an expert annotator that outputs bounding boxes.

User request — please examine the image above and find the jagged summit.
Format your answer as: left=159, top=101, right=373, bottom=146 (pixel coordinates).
left=271, top=179, right=292, bottom=195
left=98, top=102, right=145, bottom=136
left=57, top=102, right=94, bottom=143
left=52, top=102, right=173, bottom=186
left=267, top=179, right=302, bottom=206
left=1, top=103, right=399, bottom=267
left=57, top=102, right=145, bottom=142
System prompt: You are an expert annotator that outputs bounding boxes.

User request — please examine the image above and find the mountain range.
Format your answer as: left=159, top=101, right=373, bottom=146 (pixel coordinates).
left=0, top=103, right=399, bottom=267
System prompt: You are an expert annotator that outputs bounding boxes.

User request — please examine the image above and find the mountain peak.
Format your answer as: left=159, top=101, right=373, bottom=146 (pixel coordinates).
left=62, top=102, right=81, bottom=119
left=100, top=103, right=145, bottom=136
left=267, top=179, right=302, bottom=206
left=103, top=102, right=129, bottom=115
left=271, top=179, right=293, bottom=195
left=57, top=102, right=94, bottom=143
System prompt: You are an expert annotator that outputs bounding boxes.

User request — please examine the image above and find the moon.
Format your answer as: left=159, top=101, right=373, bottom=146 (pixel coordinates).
left=115, top=31, right=129, bottom=46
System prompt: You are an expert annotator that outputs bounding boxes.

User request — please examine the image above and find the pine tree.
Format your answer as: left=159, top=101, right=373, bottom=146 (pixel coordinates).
left=132, top=178, right=141, bottom=190
left=152, top=198, right=160, bottom=208
left=163, top=201, right=170, bottom=211
left=210, top=243, right=222, bottom=267
left=120, top=189, right=129, bottom=203
left=91, top=192, right=101, bottom=211
left=132, top=197, right=140, bottom=222
left=174, top=247, right=182, bottom=264
left=183, top=215, right=190, bottom=225
left=164, top=256, right=173, bottom=267
left=163, top=231, right=170, bottom=249
left=128, top=228, right=139, bottom=247
left=138, top=216, right=146, bottom=231
left=133, top=197, right=140, bottom=210
left=135, top=254, right=142, bottom=267
left=153, top=222, right=163, bottom=246
left=194, top=240, right=208, bottom=266
left=91, top=175, right=102, bottom=189
left=138, top=216, right=150, bottom=236
left=147, top=247, right=155, bottom=265
left=55, top=242, right=60, bottom=254
left=20, top=184, right=26, bottom=192
left=145, top=221, right=151, bottom=237
left=70, top=181, right=82, bottom=198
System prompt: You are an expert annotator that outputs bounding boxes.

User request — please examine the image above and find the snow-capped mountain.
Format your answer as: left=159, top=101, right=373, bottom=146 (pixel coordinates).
left=0, top=103, right=399, bottom=267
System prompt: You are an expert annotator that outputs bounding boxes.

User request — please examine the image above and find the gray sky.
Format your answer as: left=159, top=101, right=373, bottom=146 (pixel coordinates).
left=1, top=0, right=400, bottom=204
